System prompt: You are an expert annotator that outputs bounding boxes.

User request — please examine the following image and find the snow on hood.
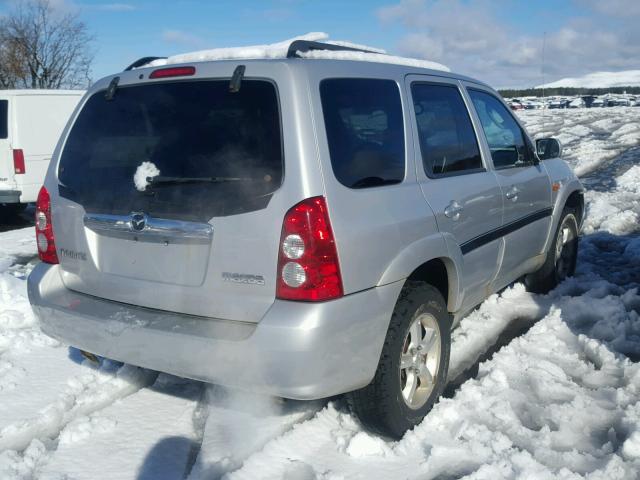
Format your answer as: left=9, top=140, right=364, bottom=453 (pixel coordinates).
left=145, top=32, right=449, bottom=72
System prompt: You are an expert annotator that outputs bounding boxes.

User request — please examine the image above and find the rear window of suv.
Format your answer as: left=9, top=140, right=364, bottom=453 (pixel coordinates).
left=320, top=79, right=405, bottom=189
left=58, top=80, right=283, bottom=221
left=0, top=100, right=7, bottom=139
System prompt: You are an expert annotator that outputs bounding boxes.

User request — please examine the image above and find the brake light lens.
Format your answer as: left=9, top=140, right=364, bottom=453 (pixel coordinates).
left=13, top=149, right=25, bottom=174
left=276, top=197, right=343, bottom=301
left=35, top=186, right=59, bottom=264
left=149, top=66, right=196, bottom=79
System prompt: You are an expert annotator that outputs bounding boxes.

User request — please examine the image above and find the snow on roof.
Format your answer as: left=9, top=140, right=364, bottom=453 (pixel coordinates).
left=297, top=49, right=449, bottom=72
left=145, top=32, right=449, bottom=72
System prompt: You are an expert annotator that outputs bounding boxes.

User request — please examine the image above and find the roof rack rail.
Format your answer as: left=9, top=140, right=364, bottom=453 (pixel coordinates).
left=124, top=56, right=168, bottom=71
left=286, top=40, right=381, bottom=58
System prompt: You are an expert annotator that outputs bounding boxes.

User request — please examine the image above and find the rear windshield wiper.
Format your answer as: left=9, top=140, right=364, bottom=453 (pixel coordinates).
left=147, top=175, right=270, bottom=187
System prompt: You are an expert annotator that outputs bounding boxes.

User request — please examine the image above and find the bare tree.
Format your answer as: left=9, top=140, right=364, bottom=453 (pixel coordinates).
left=0, top=41, right=26, bottom=89
left=0, top=0, right=93, bottom=89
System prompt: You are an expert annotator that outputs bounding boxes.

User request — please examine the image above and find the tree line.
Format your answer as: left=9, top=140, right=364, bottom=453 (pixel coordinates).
left=0, top=0, right=93, bottom=89
left=500, top=86, right=640, bottom=98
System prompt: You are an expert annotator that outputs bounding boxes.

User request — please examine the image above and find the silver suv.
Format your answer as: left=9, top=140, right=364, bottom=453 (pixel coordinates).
left=28, top=40, right=584, bottom=438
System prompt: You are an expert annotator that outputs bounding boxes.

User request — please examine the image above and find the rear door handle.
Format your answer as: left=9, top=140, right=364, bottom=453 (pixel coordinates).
left=505, top=187, right=519, bottom=201
left=444, top=201, right=463, bottom=220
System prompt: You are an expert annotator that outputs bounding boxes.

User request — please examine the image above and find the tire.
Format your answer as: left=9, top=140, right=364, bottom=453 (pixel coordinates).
left=525, top=208, right=579, bottom=294
left=347, top=281, right=451, bottom=439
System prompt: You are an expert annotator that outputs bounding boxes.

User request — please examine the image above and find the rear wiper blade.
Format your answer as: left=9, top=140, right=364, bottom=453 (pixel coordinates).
left=147, top=175, right=265, bottom=187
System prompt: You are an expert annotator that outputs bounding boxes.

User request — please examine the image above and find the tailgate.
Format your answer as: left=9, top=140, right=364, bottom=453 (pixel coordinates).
left=53, top=77, right=285, bottom=322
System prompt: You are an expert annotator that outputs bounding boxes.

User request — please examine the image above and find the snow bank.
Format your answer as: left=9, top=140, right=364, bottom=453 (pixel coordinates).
left=538, top=69, right=640, bottom=89
left=232, top=306, right=640, bottom=479
left=146, top=32, right=449, bottom=72
left=518, top=107, right=640, bottom=177
left=583, top=165, right=640, bottom=235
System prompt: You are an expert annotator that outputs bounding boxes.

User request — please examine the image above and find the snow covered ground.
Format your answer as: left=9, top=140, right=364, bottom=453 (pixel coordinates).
left=537, top=70, right=640, bottom=89
left=1, top=107, right=640, bottom=479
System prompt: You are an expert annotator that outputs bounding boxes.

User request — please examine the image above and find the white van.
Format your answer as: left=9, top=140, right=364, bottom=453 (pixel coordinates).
left=0, top=90, right=84, bottom=213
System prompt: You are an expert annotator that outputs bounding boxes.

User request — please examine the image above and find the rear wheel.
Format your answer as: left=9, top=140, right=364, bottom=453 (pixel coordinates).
left=347, top=281, right=450, bottom=439
left=525, top=208, right=578, bottom=293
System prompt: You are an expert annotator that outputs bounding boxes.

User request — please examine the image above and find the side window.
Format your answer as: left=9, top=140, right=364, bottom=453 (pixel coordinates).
left=468, top=89, right=531, bottom=169
left=320, top=79, right=405, bottom=189
left=0, top=100, right=7, bottom=139
left=411, top=83, right=483, bottom=176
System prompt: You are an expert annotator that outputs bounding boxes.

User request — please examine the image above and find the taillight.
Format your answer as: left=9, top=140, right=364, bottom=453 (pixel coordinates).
left=35, top=186, right=59, bottom=264
left=276, top=196, right=343, bottom=301
left=149, top=66, right=196, bottom=79
left=13, top=149, right=25, bottom=174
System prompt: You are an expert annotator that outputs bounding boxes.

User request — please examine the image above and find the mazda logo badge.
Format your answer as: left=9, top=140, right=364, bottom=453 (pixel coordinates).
left=130, top=212, right=147, bottom=231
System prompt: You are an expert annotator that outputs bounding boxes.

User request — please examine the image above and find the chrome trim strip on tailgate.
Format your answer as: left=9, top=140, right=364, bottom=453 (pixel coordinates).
left=83, top=213, right=213, bottom=244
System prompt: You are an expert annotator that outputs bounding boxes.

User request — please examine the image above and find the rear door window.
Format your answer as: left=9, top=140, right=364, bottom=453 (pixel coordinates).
left=59, top=80, right=283, bottom=221
left=0, top=100, right=8, bottom=139
left=468, top=89, right=532, bottom=169
left=320, top=78, right=405, bottom=189
left=411, top=83, right=483, bottom=176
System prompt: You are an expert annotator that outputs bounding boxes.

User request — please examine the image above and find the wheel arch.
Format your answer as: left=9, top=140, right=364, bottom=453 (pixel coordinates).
left=377, top=233, right=463, bottom=313
left=564, top=189, right=585, bottom=229
left=543, top=182, right=585, bottom=253
left=407, top=257, right=458, bottom=312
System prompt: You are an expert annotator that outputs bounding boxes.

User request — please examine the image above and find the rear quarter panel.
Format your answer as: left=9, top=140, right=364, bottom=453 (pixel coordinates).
left=304, top=62, right=444, bottom=297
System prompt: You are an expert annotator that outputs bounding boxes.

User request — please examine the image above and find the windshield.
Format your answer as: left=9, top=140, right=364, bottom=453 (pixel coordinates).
left=0, top=100, right=7, bottom=139
left=58, top=80, right=283, bottom=221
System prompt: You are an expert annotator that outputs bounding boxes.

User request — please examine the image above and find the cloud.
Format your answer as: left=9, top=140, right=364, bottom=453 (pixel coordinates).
left=93, top=3, right=135, bottom=11
left=377, top=0, right=640, bottom=88
left=161, top=29, right=204, bottom=48
left=577, top=0, right=640, bottom=17
left=16, top=0, right=137, bottom=13
left=261, top=7, right=294, bottom=22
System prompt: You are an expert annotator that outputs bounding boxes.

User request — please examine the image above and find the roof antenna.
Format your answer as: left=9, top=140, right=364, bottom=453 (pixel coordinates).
left=229, top=65, right=246, bottom=93
left=105, top=76, right=120, bottom=101
left=541, top=31, right=547, bottom=135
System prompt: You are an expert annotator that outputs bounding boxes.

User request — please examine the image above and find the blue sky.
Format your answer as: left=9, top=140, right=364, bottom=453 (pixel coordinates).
left=2, top=0, right=639, bottom=88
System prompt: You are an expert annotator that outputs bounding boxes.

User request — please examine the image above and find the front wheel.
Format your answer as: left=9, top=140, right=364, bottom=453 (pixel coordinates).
left=525, top=208, right=579, bottom=293
left=347, top=281, right=450, bottom=439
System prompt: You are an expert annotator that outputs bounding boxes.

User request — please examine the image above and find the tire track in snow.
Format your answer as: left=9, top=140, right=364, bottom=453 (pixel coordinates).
left=37, top=374, right=203, bottom=480
left=1, top=256, right=160, bottom=455
left=0, top=361, right=158, bottom=452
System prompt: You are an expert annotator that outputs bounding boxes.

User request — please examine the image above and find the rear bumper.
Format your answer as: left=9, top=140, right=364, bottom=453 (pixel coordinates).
left=0, top=190, right=21, bottom=203
left=28, top=263, right=403, bottom=400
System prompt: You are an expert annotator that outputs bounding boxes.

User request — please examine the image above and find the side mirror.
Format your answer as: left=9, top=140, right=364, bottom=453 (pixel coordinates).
left=536, top=137, right=562, bottom=160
